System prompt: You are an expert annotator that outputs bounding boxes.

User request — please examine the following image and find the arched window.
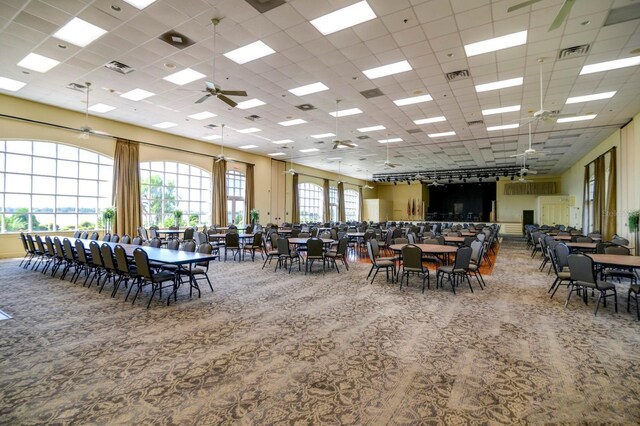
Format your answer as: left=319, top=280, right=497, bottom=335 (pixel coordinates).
left=226, top=170, right=245, bottom=225
left=140, top=162, right=211, bottom=227
left=0, top=140, right=112, bottom=232
left=329, top=186, right=338, bottom=222
left=344, top=189, right=360, bottom=221
left=298, top=183, right=323, bottom=223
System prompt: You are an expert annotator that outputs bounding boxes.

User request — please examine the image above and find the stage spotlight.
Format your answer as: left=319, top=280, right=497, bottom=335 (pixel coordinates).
left=479, top=177, right=483, bottom=182
left=496, top=176, right=499, bottom=181
left=448, top=179, right=452, bottom=183
left=463, top=178, right=467, bottom=183
left=407, top=180, right=411, bottom=185
left=510, top=175, right=515, bottom=181
left=394, top=181, right=397, bottom=185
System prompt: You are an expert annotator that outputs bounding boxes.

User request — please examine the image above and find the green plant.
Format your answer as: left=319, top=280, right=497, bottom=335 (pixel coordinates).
left=173, top=209, right=183, bottom=226
left=249, top=209, right=260, bottom=224
left=102, top=207, right=115, bottom=232
left=629, top=210, right=640, bottom=233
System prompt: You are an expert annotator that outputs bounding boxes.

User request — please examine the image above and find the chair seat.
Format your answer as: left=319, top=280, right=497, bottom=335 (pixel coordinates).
left=630, top=285, right=640, bottom=294
left=403, top=266, right=425, bottom=273
left=603, top=269, right=635, bottom=278
left=557, top=271, right=571, bottom=279
left=152, top=271, right=175, bottom=282
left=438, top=265, right=453, bottom=273
left=181, top=267, right=206, bottom=275
left=378, top=256, right=397, bottom=262
left=575, top=279, right=616, bottom=290
left=376, top=260, right=394, bottom=267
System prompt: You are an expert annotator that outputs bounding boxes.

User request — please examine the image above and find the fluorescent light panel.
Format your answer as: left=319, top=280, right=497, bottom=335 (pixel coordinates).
left=310, top=1, right=377, bottom=35
left=378, top=138, right=402, bottom=143
left=88, top=103, right=116, bottom=113
left=464, top=30, right=527, bottom=57
left=413, top=116, right=446, bottom=125
left=188, top=111, right=217, bottom=120
left=236, top=98, right=265, bottom=109
left=565, top=91, right=616, bottom=104
left=0, top=76, right=26, bottom=91
left=393, top=94, right=432, bottom=106
left=237, top=127, right=261, bottom=133
left=482, top=105, right=521, bottom=115
left=272, top=139, right=294, bottom=144
left=153, top=122, right=177, bottom=129
left=311, top=133, right=335, bottom=139
left=17, top=53, right=59, bottom=73
left=120, top=88, right=155, bottom=101
left=428, top=131, right=456, bottom=138
left=224, top=40, right=275, bottom=64
left=278, top=119, right=307, bottom=126
left=357, top=125, right=385, bottom=132
left=299, top=148, right=319, bottom=153
left=326, top=157, right=342, bottom=160
left=363, top=60, right=412, bottom=80
left=486, top=124, right=519, bottom=131
left=239, top=145, right=258, bottom=149
left=557, top=114, right=597, bottom=123
left=580, top=57, right=640, bottom=75
left=475, top=77, right=523, bottom=93
left=269, top=152, right=286, bottom=156
left=163, top=68, right=206, bottom=85
left=288, top=82, right=329, bottom=96
left=329, top=108, right=362, bottom=117
left=53, top=17, right=107, bottom=47
left=122, top=0, right=158, bottom=9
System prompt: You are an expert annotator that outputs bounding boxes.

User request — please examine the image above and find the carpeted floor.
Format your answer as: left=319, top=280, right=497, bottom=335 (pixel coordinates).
left=1, top=239, right=639, bottom=425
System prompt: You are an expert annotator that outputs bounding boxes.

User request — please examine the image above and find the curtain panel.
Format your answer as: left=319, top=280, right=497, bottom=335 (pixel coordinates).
left=212, top=159, right=227, bottom=226
left=593, top=155, right=606, bottom=233
left=291, top=174, right=299, bottom=223
left=582, top=165, right=591, bottom=234
left=337, top=182, right=345, bottom=223
left=245, top=164, right=255, bottom=224
left=603, top=147, right=617, bottom=240
left=359, top=187, right=364, bottom=222
left=112, top=139, right=141, bottom=238
left=323, top=179, right=330, bottom=223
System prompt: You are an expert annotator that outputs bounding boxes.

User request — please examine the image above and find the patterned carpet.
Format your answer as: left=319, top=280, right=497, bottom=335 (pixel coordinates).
left=1, top=240, right=639, bottom=425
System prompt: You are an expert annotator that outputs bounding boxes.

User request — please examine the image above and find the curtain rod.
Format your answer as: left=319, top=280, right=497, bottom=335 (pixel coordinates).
left=583, top=146, right=617, bottom=168
left=0, top=113, right=255, bottom=166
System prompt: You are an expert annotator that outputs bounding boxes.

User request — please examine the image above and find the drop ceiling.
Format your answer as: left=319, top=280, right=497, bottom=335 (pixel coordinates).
left=1, top=0, right=639, bottom=180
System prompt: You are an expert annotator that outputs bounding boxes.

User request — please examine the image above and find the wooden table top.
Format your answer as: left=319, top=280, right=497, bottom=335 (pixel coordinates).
left=208, top=233, right=255, bottom=239
left=287, top=238, right=334, bottom=245
left=444, top=236, right=466, bottom=243
left=566, top=242, right=597, bottom=249
left=389, top=243, right=458, bottom=254
left=588, top=254, right=640, bottom=268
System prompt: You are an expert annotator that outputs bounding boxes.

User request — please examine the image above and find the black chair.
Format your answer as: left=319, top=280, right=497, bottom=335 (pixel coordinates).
left=179, top=243, right=215, bottom=297
left=566, top=254, right=617, bottom=316
left=102, top=233, right=111, bottom=242
left=602, top=246, right=637, bottom=285
left=304, top=238, right=325, bottom=275
left=87, top=241, right=105, bottom=288
left=275, top=238, right=301, bottom=273
left=89, top=232, right=99, bottom=240
left=242, top=231, right=264, bottom=261
left=628, top=284, right=640, bottom=321
left=113, top=244, right=137, bottom=299
left=19, top=232, right=33, bottom=268
left=73, top=239, right=91, bottom=284
left=110, top=234, right=120, bottom=243
left=549, top=243, right=571, bottom=299
left=131, top=248, right=176, bottom=309
left=366, top=240, right=395, bottom=283
left=224, top=232, right=241, bottom=261
left=262, top=233, right=280, bottom=269
left=399, top=244, right=429, bottom=293
left=60, top=238, right=77, bottom=281
left=120, top=234, right=131, bottom=244
left=436, top=246, right=473, bottom=294
left=324, top=236, right=349, bottom=272
left=51, top=237, right=66, bottom=277
left=99, top=244, right=118, bottom=294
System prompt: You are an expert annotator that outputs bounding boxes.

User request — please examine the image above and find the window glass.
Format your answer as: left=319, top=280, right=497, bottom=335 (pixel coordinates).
left=57, top=160, right=78, bottom=178
left=34, top=157, right=56, bottom=175
left=6, top=154, right=31, bottom=174
left=6, top=174, right=31, bottom=193
left=57, top=145, right=78, bottom=161
left=298, top=183, right=323, bottom=223
left=79, top=150, right=98, bottom=163
left=6, top=140, right=31, bottom=155
left=344, top=189, right=360, bottom=221
left=226, top=170, right=245, bottom=225
left=329, top=187, right=337, bottom=222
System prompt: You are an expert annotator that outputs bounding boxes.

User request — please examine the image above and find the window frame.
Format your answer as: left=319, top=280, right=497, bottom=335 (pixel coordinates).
left=226, top=170, right=246, bottom=225
left=298, top=182, right=324, bottom=223
left=344, top=188, right=360, bottom=221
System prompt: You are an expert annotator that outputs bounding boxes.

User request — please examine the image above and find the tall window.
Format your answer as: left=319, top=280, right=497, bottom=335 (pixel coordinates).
left=344, top=189, right=360, bottom=221
left=0, top=140, right=112, bottom=232
left=226, top=170, right=245, bottom=225
left=329, top=186, right=338, bottom=222
left=298, top=183, right=323, bottom=223
left=140, top=162, right=211, bottom=227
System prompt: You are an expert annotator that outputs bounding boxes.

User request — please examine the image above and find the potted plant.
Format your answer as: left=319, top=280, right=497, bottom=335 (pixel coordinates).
left=249, top=209, right=260, bottom=225
left=102, top=207, right=115, bottom=234
left=629, top=210, right=639, bottom=233
left=173, top=209, right=183, bottom=227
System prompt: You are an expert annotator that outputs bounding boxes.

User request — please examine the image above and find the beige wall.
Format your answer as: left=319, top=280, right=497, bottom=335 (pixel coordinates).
left=496, top=176, right=562, bottom=223
left=376, top=183, right=424, bottom=220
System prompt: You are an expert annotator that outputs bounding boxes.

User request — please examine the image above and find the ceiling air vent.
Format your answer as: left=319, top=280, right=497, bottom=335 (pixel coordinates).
left=558, top=44, right=591, bottom=60
left=204, top=124, right=218, bottom=129
left=104, top=60, right=135, bottom=75
left=66, top=82, right=87, bottom=92
left=159, top=31, right=195, bottom=50
left=446, top=69, right=470, bottom=82
left=245, top=114, right=261, bottom=121
left=360, top=88, right=384, bottom=99
left=467, top=120, right=484, bottom=126
left=357, top=135, right=370, bottom=140
left=244, top=0, right=286, bottom=13
left=296, top=103, right=316, bottom=111
left=406, top=128, right=422, bottom=134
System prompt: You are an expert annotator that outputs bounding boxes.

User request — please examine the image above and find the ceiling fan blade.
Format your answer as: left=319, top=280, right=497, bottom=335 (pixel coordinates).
left=528, top=170, right=538, bottom=175
left=507, top=0, right=542, bottom=13
left=509, top=153, right=525, bottom=158
left=218, top=94, right=238, bottom=108
left=332, top=143, right=339, bottom=149
left=548, top=0, right=576, bottom=31
left=195, top=94, right=212, bottom=104
left=220, top=90, right=247, bottom=97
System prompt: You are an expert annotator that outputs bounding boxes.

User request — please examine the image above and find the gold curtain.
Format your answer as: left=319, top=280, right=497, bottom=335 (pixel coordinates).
left=359, top=186, right=364, bottom=222
left=291, top=173, right=299, bottom=223
left=593, top=155, right=606, bottom=233
left=212, top=159, right=227, bottom=226
left=582, top=164, right=591, bottom=233
left=323, top=179, right=330, bottom=223
left=112, top=139, right=141, bottom=238
left=245, top=164, right=255, bottom=224
left=337, top=182, right=345, bottom=223
left=603, top=147, right=617, bottom=240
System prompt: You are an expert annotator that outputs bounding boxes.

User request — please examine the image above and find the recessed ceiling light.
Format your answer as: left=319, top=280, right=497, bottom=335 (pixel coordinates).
left=272, top=139, right=294, bottom=144
left=278, top=118, right=307, bottom=126
left=53, top=17, right=107, bottom=47
left=269, top=152, right=286, bottom=156
left=237, top=127, right=261, bottom=133
left=464, top=30, right=527, bottom=57
left=188, top=111, right=217, bottom=120
left=378, top=138, right=402, bottom=143
left=580, top=57, right=640, bottom=75
left=328, top=108, right=363, bottom=117
left=288, top=82, right=329, bottom=96
left=336, top=144, right=357, bottom=149
left=557, top=114, right=597, bottom=123
left=486, top=124, right=519, bottom=131
left=393, top=94, right=433, bottom=106
left=236, top=98, right=266, bottom=109
left=163, top=68, right=206, bottom=85
left=239, top=144, right=258, bottom=149
left=311, top=133, right=336, bottom=139
left=123, top=0, right=158, bottom=9
left=88, top=103, right=116, bottom=113
left=413, top=116, right=446, bottom=125
left=224, top=40, right=275, bottom=64
left=17, top=53, right=59, bottom=73
left=153, top=122, right=177, bottom=129
left=202, top=135, right=221, bottom=140
left=326, top=157, right=342, bottom=160
left=357, top=125, right=386, bottom=132
left=481, top=105, right=521, bottom=115
left=300, top=148, right=320, bottom=153
left=0, top=76, right=27, bottom=91
left=120, top=88, right=155, bottom=101
left=565, top=91, right=616, bottom=104
left=363, top=60, right=412, bottom=79
left=428, top=131, right=456, bottom=138
left=475, top=77, right=523, bottom=93
left=310, top=0, right=377, bottom=35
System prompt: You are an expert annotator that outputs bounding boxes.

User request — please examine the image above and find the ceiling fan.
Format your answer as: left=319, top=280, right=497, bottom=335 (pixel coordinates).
left=77, top=82, right=109, bottom=139
left=428, top=180, right=443, bottom=187
left=510, top=120, right=549, bottom=158
left=332, top=100, right=357, bottom=149
left=518, top=153, right=538, bottom=177
left=413, top=171, right=427, bottom=181
left=196, top=18, right=248, bottom=108
left=214, top=124, right=235, bottom=163
left=507, top=0, right=576, bottom=31
left=362, top=169, right=374, bottom=189
left=379, top=139, right=401, bottom=168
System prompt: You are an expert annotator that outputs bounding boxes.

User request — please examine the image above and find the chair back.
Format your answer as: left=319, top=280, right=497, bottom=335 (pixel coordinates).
left=180, top=240, right=196, bottom=252
left=336, top=236, right=348, bottom=255
left=73, top=230, right=81, bottom=238
left=612, top=236, right=630, bottom=246
left=476, top=233, right=485, bottom=242
left=605, top=245, right=630, bottom=255
left=245, top=225, right=254, bottom=234
left=470, top=240, right=483, bottom=263
left=89, top=232, right=99, bottom=240
left=113, top=245, right=130, bottom=274
left=407, top=233, right=416, bottom=244
left=45, top=236, right=55, bottom=258
left=401, top=244, right=422, bottom=270
left=276, top=238, right=290, bottom=255
left=298, top=232, right=310, bottom=238
left=101, top=243, right=116, bottom=271
left=423, top=238, right=439, bottom=245
left=62, top=238, right=75, bottom=262
left=120, top=235, right=131, bottom=244
left=184, top=227, right=195, bottom=241
left=269, top=232, right=279, bottom=250
left=133, top=248, right=153, bottom=280
left=148, top=237, right=162, bottom=248
left=167, top=239, right=180, bottom=250
left=225, top=232, right=240, bottom=248
left=138, top=226, right=149, bottom=241
left=196, top=243, right=213, bottom=268
left=330, top=228, right=338, bottom=240
left=89, top=241, right=103, bottom=267
left=110, top=234, right=120, bottom=243
left=35, top=235, right=47, bottom=253
left=252, top=231, right=263, bottom=248
left=75, top=239, right=88, bottom=264
left=554, top=243, right=570, bottom=270
left=394, top=237, right=408, bottom=245
left=306, top=238, right=324, bottom=257
left=149, top=228, right=159, bottom=239
left=568, top=254, right=596, bottom=284
left=435, top=235, right=445, bottom=245
left=453, top=246, right=472, bottom=270
left=102, top=233, right=111, bottom=242
left=576, top=236, right=593, bottom=243
left=80, top=231, right=89, bottom=239
left=53, top=237, right=64, bottom=260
